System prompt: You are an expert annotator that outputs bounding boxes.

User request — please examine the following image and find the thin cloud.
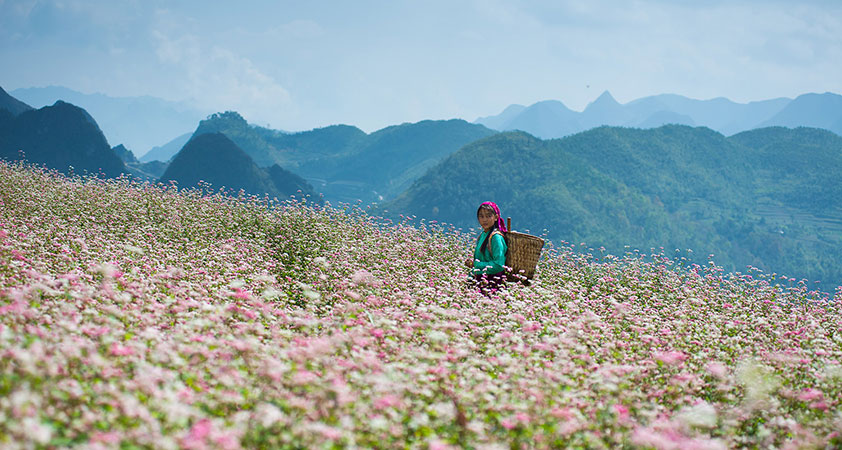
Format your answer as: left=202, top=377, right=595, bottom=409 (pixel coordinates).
left=152, top=29, right=295, bottom=127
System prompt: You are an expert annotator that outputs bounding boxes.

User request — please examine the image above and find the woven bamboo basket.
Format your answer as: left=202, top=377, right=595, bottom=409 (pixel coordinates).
left=504, top=218, right=544, bottom=283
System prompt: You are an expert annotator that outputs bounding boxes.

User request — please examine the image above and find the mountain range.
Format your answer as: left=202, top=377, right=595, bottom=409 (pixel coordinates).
left=11, top=86, right=207, bottom=158
left=189, top=111, right=496, bottom=203
left=387, top=125, right=842, bottom=287
left=476, top=91, right=842, bottom=139
left=3, top=85, right=842, bottom=287
left=0, top=89, right=315, bottom=201
left=159, top=132, right=317, bottom=200
left=0, top=97, right=127, bottom=178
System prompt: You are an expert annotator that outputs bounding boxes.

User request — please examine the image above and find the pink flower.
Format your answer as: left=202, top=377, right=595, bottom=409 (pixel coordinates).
left=232, top=289, right=251, bottom=300
left=797, top=388, right=823, bottom=402
left=109, top=343, right=135, bottom=356
left=90, top=431, right=121, bottom=444
left=373, top=394, right=401, bottom=409
left=500, top=418, right=517, bottom=430
left=183, top=418, right=212, bottom=449
left=653, top=350, right=688, bottom=366
left=523, top=321, right=541, bottom=333
left=613, top=404, right=630, bottom=421
left=429, top=440, right=456, bottom=450
left=705, top=361, right=728, bottom=378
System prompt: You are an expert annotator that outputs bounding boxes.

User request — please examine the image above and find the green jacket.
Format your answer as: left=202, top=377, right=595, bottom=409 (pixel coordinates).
left=472, top=229, right=507, bottom=276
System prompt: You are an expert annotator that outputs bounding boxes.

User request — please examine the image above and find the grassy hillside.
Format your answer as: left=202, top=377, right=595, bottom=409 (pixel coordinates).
left=388, top=125, right=842, bottom=289
left=1, top=160, right=841, bottom=448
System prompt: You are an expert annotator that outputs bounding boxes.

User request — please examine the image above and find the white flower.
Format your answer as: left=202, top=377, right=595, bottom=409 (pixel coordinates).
left=677, top=401, right=718, bottom=428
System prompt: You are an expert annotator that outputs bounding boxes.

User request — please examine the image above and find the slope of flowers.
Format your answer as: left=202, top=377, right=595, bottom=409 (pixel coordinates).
left=1, top=160, right=841, bottom=449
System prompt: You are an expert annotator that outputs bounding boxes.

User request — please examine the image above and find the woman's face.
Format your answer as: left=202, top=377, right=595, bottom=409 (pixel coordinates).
left=477, top=209, right=497, bottom=231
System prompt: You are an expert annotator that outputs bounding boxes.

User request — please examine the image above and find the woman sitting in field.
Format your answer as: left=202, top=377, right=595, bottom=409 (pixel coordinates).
left=465, top=201, right=508, bottom=294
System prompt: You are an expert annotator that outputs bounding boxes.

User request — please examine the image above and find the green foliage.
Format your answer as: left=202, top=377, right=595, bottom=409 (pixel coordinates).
left=159, top=132, right=318, bottom=200
left=388, top=125, right=842, bottom=288
left=195, top=112, right=496, bottom=204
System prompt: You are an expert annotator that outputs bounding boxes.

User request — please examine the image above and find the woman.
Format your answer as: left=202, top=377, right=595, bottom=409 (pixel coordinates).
left=465, top=201, right=508, bottom=294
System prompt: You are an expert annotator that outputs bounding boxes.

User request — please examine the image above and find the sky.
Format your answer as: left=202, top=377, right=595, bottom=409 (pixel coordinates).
left=1, top=0, right=841, bottom=133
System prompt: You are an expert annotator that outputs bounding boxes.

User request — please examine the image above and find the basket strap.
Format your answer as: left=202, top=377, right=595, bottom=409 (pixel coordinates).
left=489, top=230, right=504, bottom=255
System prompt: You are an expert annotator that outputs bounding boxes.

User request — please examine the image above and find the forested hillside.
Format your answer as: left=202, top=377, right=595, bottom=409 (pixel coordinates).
left=388, top=125, right=842, bottom=288
left=192, top=112, right=496, bottom=203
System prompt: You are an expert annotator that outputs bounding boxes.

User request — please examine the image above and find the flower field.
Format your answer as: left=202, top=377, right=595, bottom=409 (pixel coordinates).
left=1, top=160, right=841, bottom=449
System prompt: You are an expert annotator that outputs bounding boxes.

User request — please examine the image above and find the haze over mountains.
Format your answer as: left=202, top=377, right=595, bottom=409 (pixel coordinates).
left=11, top=86, right=207, bottom=159
left=189, top=111, right=496, bottom=203
left=2, top=84, right=842, bottom=288
left=159, top=132, right=318, bottom=201
left=0, top=96, right=127, bottom=178
left=477, top=91, right=842, bottom=139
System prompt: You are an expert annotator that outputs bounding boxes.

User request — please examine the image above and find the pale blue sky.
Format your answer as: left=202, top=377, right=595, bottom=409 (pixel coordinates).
left=2, top=0, right=840, bottom=132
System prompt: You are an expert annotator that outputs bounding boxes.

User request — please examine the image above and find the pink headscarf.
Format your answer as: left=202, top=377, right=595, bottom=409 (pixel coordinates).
left=480, top=201, right=508, bottom=232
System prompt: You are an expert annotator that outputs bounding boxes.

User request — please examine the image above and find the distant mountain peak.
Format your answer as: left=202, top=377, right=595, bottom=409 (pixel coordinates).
left=594, top=90, right=619, bottom=105
left=0, top=86, right=34, bottom=116
left=532, top=99, right=573, bottom=111
left=584, top=91, right=621, bottom=113
left=112, top=144, right=138, bottom=164
left=0, top=100, right=127, bottom=177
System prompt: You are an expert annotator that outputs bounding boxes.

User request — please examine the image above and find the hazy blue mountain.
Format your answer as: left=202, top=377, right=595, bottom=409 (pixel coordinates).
left=266, top=164, right=317, bottom=200
left=581, top=91, right=629, bottom=128
left=759, top=93, right=842, bottom=136
left=159, top=132, right=316, bottom=200
left=475, top=104, right=526, bottom=130
left=11, top=86, right=207, bottom=157
left=502, top=100, right=582, bottom=138
left=476, top=92, right=799, bottom=138
left=0, top=101, right=127, bottom=178
left=140, top=132, right=192, bottom=163
left=111, top=143, right=173, bottom=181
left=112, top=144, right=137, bottom=164
left=192, top=111, right=367, bottom=169
left=127, top=160, right=169, bottom=182
left=0, top=86, right=33, bottom=116
left=194, top=112, right=495, bottom=203
left=297, top=119, right=497, bottom=203
left=626, top=94, right=791, bottom=135
left=636, top=110, right=696, bottom=129
left=387, top=125, right=842, bottom=288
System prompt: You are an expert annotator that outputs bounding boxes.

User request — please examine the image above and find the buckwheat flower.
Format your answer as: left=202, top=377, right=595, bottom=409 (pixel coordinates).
left=676, top=401, right=718, bottom=428
left=426, top=330, right=448, bottom=344
left=631, top=426, right=677, bottom=450
left=183, top=418, right=213, bottom=449
left=705, top=361, right=728, bottom=379
left=22, top=417, right=52, bottom=445
left=824, top=364, right=842, bottom=379
left=109, top=342, right=135, bottom=356
left=303, top=289, right=321, bottom=300
left=736, top=359, right=779, bottom=403
left=343, top=290, right=362, bottom=301
left=261, top=287, right=281, bottom=300
left=500, top=418, right=517, bottom=430
left=429, top=440, right=457, bottom=450
left=796, top=388, right=823, bottom=402
left=373, top=394, right=402, bottom=410
left=313, top=256, right=329, bottom=268
left=653, top=350, right=688, bottom=367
